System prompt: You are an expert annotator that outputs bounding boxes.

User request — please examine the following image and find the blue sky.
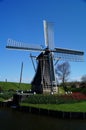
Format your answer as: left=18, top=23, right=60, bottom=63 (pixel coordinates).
left=0, top=0, right=86, bottom=83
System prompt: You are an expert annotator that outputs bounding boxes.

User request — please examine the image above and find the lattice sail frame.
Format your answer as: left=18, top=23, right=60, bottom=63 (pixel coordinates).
left=54, top=48, right=84, bottom=62
left=6, top=39, right=84, bottom=62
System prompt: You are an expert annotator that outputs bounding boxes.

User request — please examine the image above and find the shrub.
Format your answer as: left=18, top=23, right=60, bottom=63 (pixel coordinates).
left=0, top=91, right=15, bottom=100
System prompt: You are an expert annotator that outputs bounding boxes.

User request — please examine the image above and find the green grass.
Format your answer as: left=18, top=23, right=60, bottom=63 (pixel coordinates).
left=0, top=81, right=31, bottom=100
left=0, top=81, right=31, bottom=91
left=20, top=101, right=86, bottom=112
left=0, top=97, right=5, bottom=102
left=58, top=87, right=65, bottom=94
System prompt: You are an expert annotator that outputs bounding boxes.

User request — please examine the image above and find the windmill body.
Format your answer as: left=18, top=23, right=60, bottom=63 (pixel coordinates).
left=6, top=20, right=84, bottom=94
left=31, top=48, right=56, bottom=93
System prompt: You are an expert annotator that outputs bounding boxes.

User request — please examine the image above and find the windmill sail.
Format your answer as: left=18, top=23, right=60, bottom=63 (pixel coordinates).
left=43, top=20, right=48, bottom=47
left=43, top=20, right=54, bottom=49
left=54, top=48, right=84, bottom=62
left=6, top=39, right=43, bottom=52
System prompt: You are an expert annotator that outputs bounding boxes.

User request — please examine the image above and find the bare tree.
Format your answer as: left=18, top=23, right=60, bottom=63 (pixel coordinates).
left=81, top=75, right=86, bottom=83
left=56, top=62, right=70, bottom=89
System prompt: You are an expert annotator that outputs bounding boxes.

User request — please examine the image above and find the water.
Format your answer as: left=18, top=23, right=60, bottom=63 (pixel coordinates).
left=0, top=108, right=86, bottom=130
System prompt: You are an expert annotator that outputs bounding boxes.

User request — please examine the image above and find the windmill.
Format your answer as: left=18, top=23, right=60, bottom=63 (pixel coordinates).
left=6, top=20, right=84, bottom=94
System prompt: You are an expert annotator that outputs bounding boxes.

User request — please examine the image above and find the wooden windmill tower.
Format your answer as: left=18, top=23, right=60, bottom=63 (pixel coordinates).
left=6, top=20, right=84, bottom=94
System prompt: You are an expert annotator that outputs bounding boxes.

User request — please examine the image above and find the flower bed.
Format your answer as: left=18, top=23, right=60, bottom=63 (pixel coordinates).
left=71, top=92, right=86, bottom=100
left=22, top=92, right=86, bottom=105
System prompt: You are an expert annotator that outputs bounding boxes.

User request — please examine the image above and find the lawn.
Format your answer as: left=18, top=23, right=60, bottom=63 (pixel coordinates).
left=0, top=81, right=31, bottom=91
left=0, top=81, right=31, bottom=100
left=20, top=101, right=86, bottom=112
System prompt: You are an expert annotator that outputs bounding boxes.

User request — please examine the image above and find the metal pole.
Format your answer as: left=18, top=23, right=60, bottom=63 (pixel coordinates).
left=30, top=53, right=36, bottom=72
left=19, top=62, right=23, bottom=88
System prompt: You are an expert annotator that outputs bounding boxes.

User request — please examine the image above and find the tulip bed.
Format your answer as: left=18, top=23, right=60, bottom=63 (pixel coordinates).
left=22, top=92, right=86, bottom=104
